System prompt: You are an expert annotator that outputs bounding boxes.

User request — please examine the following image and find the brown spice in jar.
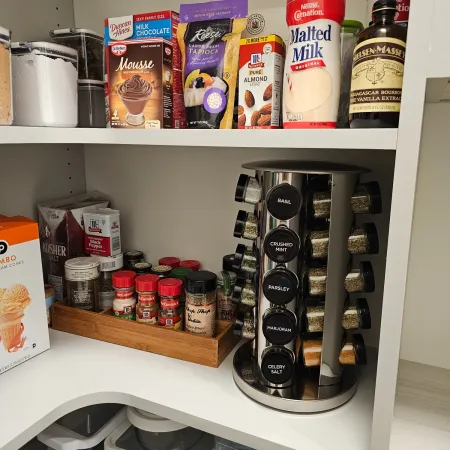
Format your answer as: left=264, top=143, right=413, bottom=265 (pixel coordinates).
left=342, top=305, right=360, bottom=330
left=302, top=339, right=323, bottom=367
left=306, top=306, right=325, bottom=333
left=310, top=230, right=329, bottom=259
left=339, top=342, right=356, bottom=365
left=308, top=267, right=327, bottom=296
left=350, top=193, right=371, bottom=214
left=344, top=270, right=365, bottom=293
left=348, top=227, right=368, bottom=254
left=312, top=191, right=331, bottom=219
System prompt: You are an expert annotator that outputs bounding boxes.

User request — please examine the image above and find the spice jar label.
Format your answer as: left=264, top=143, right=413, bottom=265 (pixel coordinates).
left=114, top=305, right=136, bottom=320
left=160, top=298, right=179, bottom=309
left=138, top=293, right=157, bottom=304
left=137, top=310, right=158, bottom=324
left=158, top=315, right=182, bottom=329
left=217, top=292, right=234, bottom=321
left=186, top=302, right=216, bottom=337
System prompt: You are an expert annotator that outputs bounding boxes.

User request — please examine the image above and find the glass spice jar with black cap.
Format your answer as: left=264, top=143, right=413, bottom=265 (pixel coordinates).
left=185, top=270, right=217, bottom=337
left=233, top=244, right=258, bottom=276
left=217, top=270, right=237, bottom=321
left=132, top=261, right=153, bottom=276
left=232, top=277, right=256, bottom=309
left=345, top=261, right=376, bottom=293
left=151, top=265, right=173, bottom=279
left=234, top=308, right=256, bottom=340
left=234, top=210, right=258, bottom=241
left=123, top=250, right=144, bottom=270
left=235, top=174, right=262, bottom=205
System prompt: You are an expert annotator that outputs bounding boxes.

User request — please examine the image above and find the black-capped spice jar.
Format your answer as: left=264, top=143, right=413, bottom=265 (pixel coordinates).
left=217, top=270, right=237, bottom=321
left=264, top=226, right=300, bottom=263
left=185, top=271, right=217, bottom=337
left=152, top=265, right=173, bottom=279
left=351, top=181, right=382, bottom=215
left=233, top=244, right=257, bottom=276
left=132, top=261, right=153, bottom=276
left=262, top=266, right=298, bottom=306
left=263, top=308, right=296, bottom=345
left=235, top=174, right=262, bottom=205
left=344, top=262, right=375, bottom=293
left=234, top=309, right=255, bottom=340
left=158, top=278, right=183, bottom=330
left=136, top=274, right=159, bottom=325
left=266, top=183, right=302, bottom=221
left=94, top=253, right=123, bottom=311
left=234, top=210, right=258, bottom=241
left=124, top=250, right=144, bottom=270
left=232, top=278, right=256, bottom=308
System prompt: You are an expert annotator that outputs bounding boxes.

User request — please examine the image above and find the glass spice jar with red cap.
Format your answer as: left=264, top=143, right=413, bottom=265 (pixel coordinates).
left=159, top=257, right=180, bottom=269
left=136, top=274, right=159, bottom=325
left=180, top=260, right=201, bottom=271
left=112, top=270, right=137, bottom=320
left=158, top=278, right=183, bottom=330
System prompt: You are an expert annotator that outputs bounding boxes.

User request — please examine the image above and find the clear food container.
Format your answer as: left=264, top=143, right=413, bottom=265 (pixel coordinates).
left=0, top=26, right=13, bottom=125
left=11, top=41, right=78, bottom=127
left=78, top=80, right=107, bottom=128
left=50, top=28, right=104, bottom=81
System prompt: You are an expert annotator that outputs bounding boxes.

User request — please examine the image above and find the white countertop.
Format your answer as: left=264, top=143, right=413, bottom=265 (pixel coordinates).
left=0, top=330, right=376, bottom=450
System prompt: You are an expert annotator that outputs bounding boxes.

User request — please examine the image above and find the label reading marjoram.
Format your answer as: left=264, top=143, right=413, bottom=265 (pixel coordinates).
left=350, top=37, right=406, bottom=114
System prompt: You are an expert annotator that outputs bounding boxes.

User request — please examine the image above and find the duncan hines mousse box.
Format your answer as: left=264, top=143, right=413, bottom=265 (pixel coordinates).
left=0, top=216, right=50, bottom=374
left=38, top=192, right=110, bottom=300
left=238, top=35, right=285, bottom=129
left=105, top=11, right=186, bottom=129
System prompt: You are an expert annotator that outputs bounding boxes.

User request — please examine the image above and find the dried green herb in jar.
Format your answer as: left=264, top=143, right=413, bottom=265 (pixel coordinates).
left=234, top=210, right=258, bottom=241
left=348, top=223, right=379, bottom=255
left=233, top=244, right=257, bottom=276
left=312, top=191, right=331, bottom=219
left=309, top=230, right=329, bottom=259
left=307, top=267, right=327, bottom=296
left=351, top=181, right=382, bottom=215
left=345, top=262, right=375, bottom=293
left=232, top=278, right=256, bottom=308
left=305, top=303, right=325, bottom=333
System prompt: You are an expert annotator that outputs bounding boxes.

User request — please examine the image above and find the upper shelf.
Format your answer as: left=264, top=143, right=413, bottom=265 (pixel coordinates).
left=0, top=330, right=377, bottom=450
left=0, top=127, right=398, bottom=150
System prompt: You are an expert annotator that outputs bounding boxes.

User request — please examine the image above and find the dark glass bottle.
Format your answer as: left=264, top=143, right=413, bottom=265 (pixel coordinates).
left=349, top=0, right=407, bottom=128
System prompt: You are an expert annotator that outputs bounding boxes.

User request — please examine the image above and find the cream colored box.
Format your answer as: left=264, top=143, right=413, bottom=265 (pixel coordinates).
left=0, top=216, right=50, bottom=374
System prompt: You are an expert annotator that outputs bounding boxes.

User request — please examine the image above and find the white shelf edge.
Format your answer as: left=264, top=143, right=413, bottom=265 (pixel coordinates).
left=0, top=127, right=398, bottom=150
left=0, top=330, right=377, bottom=450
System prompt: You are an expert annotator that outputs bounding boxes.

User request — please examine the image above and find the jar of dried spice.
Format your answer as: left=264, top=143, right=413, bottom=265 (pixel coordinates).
left=233, top=244, right=258, bottom=276
left=234, top=210, right=258, bottom=241
left=348, top=223, right=379, bottom=255
left=158, top=278, right=183, bottom=330
left=112, top=270, right=137, bottom=320
left=152, top=265, right=173, bottom=279
left=232, top=278, right=256, bottom=308
left=234, top=309, right=256, bottom=340
left=185, top=271, right=217, bottom=337
left=344, top=262, right=375, bottom=293
left=310, top=191, right=332, bottom=220
left=350, top=181, right=382, bottom=215
left=235, top=174, right=262, bottom=205
left=307, top=229, right=329, bottom=259
left=124, top=250, right=144, bottom=269
left=217, top=270, right=237, bottom=321
left=132, top=261, right=153, bottom=276
left=159, top=257, right=180, bottom=269
left=305, top=266, right=328, bottom=297
left=136, top=274, right=159, bottom=325
left=94, top=253, right=123, bottom=311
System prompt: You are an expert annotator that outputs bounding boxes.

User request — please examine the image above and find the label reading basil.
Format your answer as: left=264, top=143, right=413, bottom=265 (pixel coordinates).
left=267, top=184, right=302, bottom=220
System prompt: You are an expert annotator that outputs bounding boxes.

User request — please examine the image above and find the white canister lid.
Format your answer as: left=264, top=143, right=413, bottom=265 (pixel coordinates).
left=65, top=257, right=101, bottom=281
left=11, top=41, right=78, bottom=59
left=92, top=253, right=124, bottom=272
left=127, top=407, right=188, bottom=433
left=50, top=28, right=103, bottom=39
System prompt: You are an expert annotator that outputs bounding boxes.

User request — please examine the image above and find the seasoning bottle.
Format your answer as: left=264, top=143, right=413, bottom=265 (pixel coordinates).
left=112, top=270, right=137, bottom=320
left=232, top=278, right=256, bottom=308
left=310, top=191, right=332, bottom=220
left=351, top=181, right=382, bottom=215
left=185, top=271, right=217, bottom=337
left=158, top=278, right=183, bottom=330
left=179, top=260, right=201, bottom=271
left=223, top=254, right=237, bottom=272
left=124, top=250, right=144, bottom=270
left=305, top=266, right=328, bottom=297
left=65, top=257, right=100, bottom=312
left=235, top=174, right=262, bottom=205
left=307, top=229, right=329, bottom=259
left=94, top=253, right=123, bottom=311
left=136, top=274, right=159, bottom=325
left=349, top=0, right=407, bottom=129
left=170, top=267, right=194, bottom=309
left=217, top=270, right=237, bottom=321
left=233, top=244, right=257, bottom=276
left=159, top=257, right=180, bottom=269
left=345, top=262, right=375, bottom=293
left=132, top=261, right=153, bottom=276
left=151, top=265, right=173, bottom=279
left=234, top=210, right=258, bottom=241
left=348, top=223, right=379, bottom=255
left=234, top=309, right=256, bottom=340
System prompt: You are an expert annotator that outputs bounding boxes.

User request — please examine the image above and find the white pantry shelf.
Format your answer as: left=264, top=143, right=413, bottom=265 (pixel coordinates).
left=0, top=127, right=398, bottom=150
left=0, top=330, right=377, bottom=450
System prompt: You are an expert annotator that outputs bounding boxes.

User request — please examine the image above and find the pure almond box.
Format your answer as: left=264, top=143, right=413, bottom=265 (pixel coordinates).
left=238, top=35, right=285, bottom=129
left=0, top=216, right=50, bottom=374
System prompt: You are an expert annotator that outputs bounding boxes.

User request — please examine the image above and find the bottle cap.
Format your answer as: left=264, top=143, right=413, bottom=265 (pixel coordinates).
left=356, top=298, right=372, bottom=330
left=186, top=270, right=217, bottom=294
left=361, top=261, right=375, bottom=293
left=233, top=210, right=248, bottom=239
left=152, top=265, right=173, bottom=277
left=373, top=0, right=397, bottom=14
left=170, top=267, right=194, bottom=280
left=158, top=278, right=183, bottom=297
left=232, top=244, right=248, bottom=271
left=267, top=183, right=302, bottom=221
left=112, top=270, right=137, bottom=288
left=235, top=174, right=250, bottom=203
left=263, top=309, right=296, bottom=345
left=363, top=223, right=379, bottom=254
left=124, top=250, right=144, bottom=261
left=132, top=262, right=153, bottom=275
left=363, top=181, right=382, bottom=214
left=233, top=309, right=246, bottom=337
left=262, top=267, right=298, bottom=306
left=342, top=20, right=364, bottom=34
left=353, top=334, right=368, bottom=365
left=159, top=257, right=180, bottom=269
left=261, top=347, right=295, bottom=385
left=223, top=254, right=236, bottom=272
left=180, top=260, right=201, bottom=271
left=136, top=274, right=159, bottom=292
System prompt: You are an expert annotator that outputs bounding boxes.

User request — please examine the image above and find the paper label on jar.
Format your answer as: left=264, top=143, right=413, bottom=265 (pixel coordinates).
left=217, top=292, right=234, bottom=321
left=114, top=304, right=136, bottom=320
left=185, top=302, right=216, bottom=336
left=65, top=266, right=100, bottom=281
left=158, top=314, right=182, bottom=329
left=137, top=309, right=158, bottom=324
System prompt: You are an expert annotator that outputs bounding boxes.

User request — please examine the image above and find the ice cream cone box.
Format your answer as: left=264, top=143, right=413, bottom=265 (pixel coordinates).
left=0, top=216, right=50, bottom=375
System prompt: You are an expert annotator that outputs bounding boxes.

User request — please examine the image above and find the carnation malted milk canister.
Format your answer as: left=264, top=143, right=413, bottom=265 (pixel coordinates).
left=283, top=0, right=345, bottom=129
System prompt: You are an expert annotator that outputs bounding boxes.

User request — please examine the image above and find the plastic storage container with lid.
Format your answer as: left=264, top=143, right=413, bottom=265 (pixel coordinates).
left=217, top=270, right=237, bottom=321
left=0, top=26, right=13, bottom=125
left=37, top=404, right=126, bottom=450
left=112, top=270, right=137, bottom=320
left=78, top=80, right=106, bottom=128
left=11, top=41, right=78, bottom=127
left=338, top=20, right=364, bottom=128
left=94, top=253, right=124, bottom=311
left=158, top=278, right=183, bottom=329
left=50, top=28, right=104, bottom=80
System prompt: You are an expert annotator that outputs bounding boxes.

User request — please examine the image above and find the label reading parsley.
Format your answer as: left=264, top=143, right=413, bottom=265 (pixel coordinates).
left=349, top=37, right=406, bottom=114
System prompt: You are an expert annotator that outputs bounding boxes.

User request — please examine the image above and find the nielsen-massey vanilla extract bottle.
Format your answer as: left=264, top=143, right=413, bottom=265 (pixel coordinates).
left=349, top=0, right=407, bottom=128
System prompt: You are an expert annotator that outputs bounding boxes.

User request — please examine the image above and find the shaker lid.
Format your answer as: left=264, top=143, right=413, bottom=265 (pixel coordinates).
left=233, top=210, right=248, bottom=239
left=186, top=270, right=217, bottom=293
left=363, top=223, right=379, bottom=255
left=170, top=267, right=193, bottom=280
left=356, top=298, right=372, bottom=330
left=159, top=257, right=181, bottom=268
left=235, top=174, right=250, bottom=203
left=112, top=270, right=137, bottom=288
left=223, top=254, right=236, bottom=272
left=373, top=0, right=397, bottom=13
left=158, top=278, right=183, bottom=296
left=180, top=260, right=201, bottom=271
left=342, top=20, right=364, bottom=33
left=136, top=274, right=159, bottom=292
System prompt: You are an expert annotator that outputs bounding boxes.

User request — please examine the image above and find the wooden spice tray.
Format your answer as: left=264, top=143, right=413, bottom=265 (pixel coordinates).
left=51, top=302, right=240, bottom=368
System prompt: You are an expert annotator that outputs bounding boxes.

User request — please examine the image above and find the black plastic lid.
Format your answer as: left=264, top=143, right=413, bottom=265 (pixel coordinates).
left=261, top=347, right=295, bottom=385
left=361, top=261, right=375, bottom=293
left=232, top=244, right=246, bottom=271
left=264, top=227, right=300, bottom=263
left=356, top=298, right=372, bottom=330
left=233, top=210, right=248, bottom=239
left=364, top=181, right=382, bottom=214
left=124, top=250, right=144, bottom=261
left=263, top=267, right=298, bottom=306
left=232, top=278, right=247, bottom=305
left=235, top=174, right=250, bottom=203
left=266, top=183, right=302, bottom=221
left=234, top=309, right=246, bottom=337
left=373, top=0, right=397, bottom=13
left=263, top=309, right=297, bottom=345
left=353, top=334, right=368, bottom=365
left=223, top=254, right=236, bottom=272
left=186, top=270, right=217, bottom=294
left=363, top=223, right=379, bottom=255
left=132, top=261, right=153, bottom=275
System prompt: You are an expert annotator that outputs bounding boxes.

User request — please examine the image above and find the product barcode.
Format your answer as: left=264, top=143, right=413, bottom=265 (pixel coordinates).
left=103, top=261, right=116, bottom=270
left=112, top=237, right=121, bottom=251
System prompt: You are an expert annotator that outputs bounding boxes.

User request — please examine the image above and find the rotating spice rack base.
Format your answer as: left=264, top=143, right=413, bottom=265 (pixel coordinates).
left=233, top=342, right=358, bottom=413
left=51, top=302, right=239, bottom=368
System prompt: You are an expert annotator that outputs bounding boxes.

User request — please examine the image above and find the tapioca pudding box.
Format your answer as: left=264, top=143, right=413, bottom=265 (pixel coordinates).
left=105, top=11, right=186, bottom=129
left=0, top=216, right=50, bottom=375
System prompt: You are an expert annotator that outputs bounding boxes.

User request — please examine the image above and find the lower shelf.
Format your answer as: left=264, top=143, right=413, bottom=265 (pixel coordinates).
left=0, top=331, right=378, bottom=450
left=392, top=360, right=450, bottom=449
